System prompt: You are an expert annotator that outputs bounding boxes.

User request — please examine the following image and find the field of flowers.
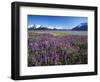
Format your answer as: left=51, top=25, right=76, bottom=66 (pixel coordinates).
left=28, top=31, right=87, bottom=66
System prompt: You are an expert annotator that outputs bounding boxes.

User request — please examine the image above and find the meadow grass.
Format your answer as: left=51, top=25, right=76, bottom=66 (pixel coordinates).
left=28, top=30, right=87, bottom=37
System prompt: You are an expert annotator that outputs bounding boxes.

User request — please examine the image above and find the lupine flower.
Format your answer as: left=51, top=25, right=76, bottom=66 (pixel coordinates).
left=28, top=33, right=87, bottom=66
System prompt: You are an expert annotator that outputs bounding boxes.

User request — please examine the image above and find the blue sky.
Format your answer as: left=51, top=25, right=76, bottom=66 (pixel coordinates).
left=28, top=15, right=87, bottom=29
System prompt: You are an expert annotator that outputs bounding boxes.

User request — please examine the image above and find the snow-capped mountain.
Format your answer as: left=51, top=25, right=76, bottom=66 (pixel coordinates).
left=28, top=24, right=63, bottom=30
left=72, top=22, right=87, bottom=31
left=28, top=24, right=41, bottom=28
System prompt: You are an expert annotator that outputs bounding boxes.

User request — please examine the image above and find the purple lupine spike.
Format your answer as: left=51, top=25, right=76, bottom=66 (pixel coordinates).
left=28, top=33, right=87, bottom=66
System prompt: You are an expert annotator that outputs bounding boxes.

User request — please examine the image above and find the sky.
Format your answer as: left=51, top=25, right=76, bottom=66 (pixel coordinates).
left=28, top=15, right=87, bottom=29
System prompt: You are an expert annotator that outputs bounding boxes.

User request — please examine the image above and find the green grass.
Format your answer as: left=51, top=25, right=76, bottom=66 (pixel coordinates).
left=28, top=30, right=87, bottom=36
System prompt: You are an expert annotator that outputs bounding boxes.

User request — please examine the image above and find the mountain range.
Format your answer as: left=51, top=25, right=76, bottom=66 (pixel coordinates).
left=28, top=22, right=88, bottom=31
left=72, top=23, right=87, bottom=31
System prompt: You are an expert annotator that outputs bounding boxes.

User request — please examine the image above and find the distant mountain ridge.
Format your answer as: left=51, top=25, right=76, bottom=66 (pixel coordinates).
left=28, top=22, right=88, bottom=31
left=72, top=23, right=87, bottom=31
